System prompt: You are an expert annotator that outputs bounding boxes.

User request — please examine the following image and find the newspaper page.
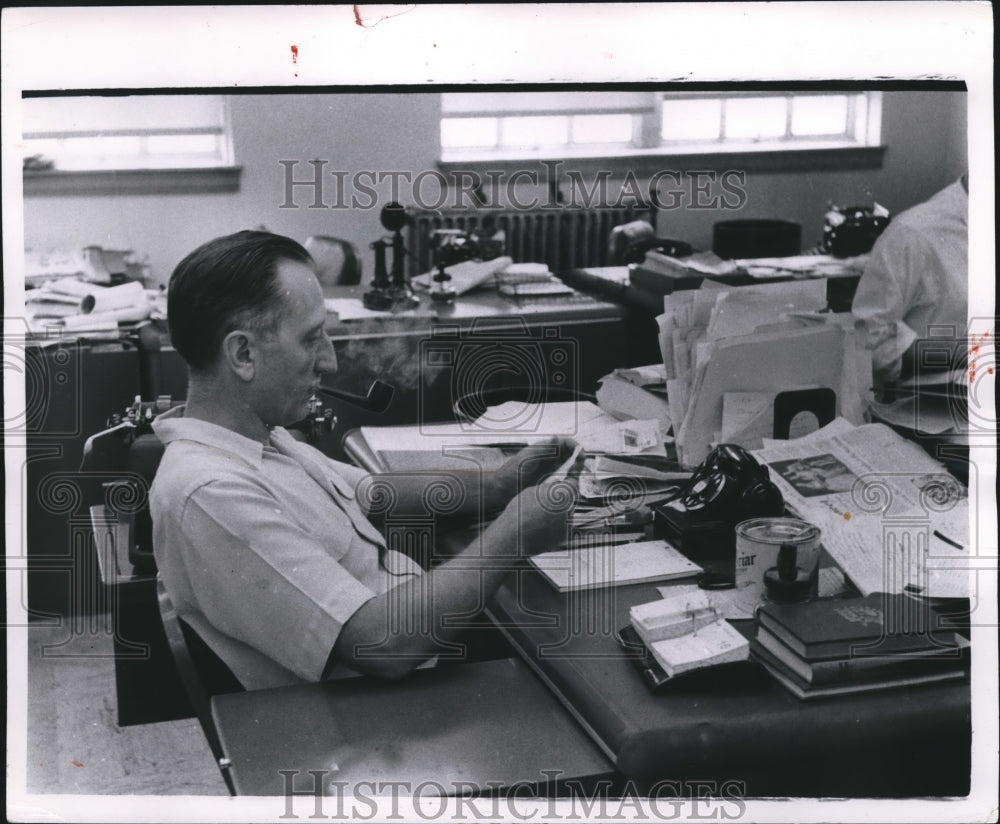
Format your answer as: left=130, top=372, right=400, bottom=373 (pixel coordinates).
left=755, top=422, right=970, bottom=598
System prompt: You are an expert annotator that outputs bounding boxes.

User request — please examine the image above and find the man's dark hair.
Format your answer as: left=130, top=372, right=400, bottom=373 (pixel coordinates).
left=167, top=230, right=313, bottom=371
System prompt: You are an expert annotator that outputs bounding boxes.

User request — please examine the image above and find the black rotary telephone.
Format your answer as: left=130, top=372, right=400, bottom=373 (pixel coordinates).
left=653, top=444, right=785, bottom=589
left=678, top=443, right=784, bottom=523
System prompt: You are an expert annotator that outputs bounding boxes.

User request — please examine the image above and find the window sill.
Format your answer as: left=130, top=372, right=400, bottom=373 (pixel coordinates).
left=439, top=145, right=886, bottom=176
left=23, top=166, right=243, bottom=197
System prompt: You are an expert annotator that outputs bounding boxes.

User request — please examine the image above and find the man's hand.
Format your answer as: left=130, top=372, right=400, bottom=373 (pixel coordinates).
left=498, top=436, right=583, bottom=496
left=499, top=452, right=582, bottom=555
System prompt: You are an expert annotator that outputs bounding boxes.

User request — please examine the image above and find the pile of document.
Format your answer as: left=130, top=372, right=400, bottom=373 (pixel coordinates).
left=733, top=253, right=869, bottom=280
left=657, top=278, right=871, bottom=466
left=25, top=278, right=157, bottom=336
left=411, top=258, right=576, bottom=298
left=571, top=453, right=689, bottom=536
left=25, top=246, right=132, bottom=287
left=595, top=364, right=672, bottom=434
left=640, top=249, right=740, bottom=278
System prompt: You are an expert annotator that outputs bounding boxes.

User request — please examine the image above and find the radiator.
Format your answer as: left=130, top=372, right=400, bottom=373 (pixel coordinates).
left=408, top=206, right=651, bottom=277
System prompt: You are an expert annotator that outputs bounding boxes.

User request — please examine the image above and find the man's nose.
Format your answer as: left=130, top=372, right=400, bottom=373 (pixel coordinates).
left=317, top=334, right=338, bottom=374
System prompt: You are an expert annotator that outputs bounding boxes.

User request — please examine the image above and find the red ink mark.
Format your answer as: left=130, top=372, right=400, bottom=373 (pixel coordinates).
left=291, top=45, right=298, bottom=77
left=989, top=368, right=995, bottom=375
left=967, top=329, right=995, bottom=384
left=71, top=759, right=84, bottom=768
left=353, top=5, right=363, bottom=26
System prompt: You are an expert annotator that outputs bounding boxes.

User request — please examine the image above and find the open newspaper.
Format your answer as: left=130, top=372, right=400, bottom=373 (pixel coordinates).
left=754, top=420, right=970, bottom=599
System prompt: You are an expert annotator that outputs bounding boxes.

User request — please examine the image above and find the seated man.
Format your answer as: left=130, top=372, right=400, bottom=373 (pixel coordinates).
left=852, top=175, right=968, bottom=384
left=150, top=230, right=580, bottom=690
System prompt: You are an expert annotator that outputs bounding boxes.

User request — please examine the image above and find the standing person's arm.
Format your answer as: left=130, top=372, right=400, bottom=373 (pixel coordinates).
left=852, top=226, right=925, bottom=383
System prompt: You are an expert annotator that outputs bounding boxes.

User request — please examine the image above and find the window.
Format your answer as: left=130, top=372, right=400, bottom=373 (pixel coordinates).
left=660, top=91, right=879, bottom=148
left=440, top=90, right=882, bottom=162
left=440, top=91, right=651, bottom=160
left=22, top=94, right=234, bottom=171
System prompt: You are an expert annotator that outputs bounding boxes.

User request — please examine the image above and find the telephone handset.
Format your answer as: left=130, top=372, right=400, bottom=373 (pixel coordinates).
left=653, top=444, right=785, bottom=590
left=678, top=443, right=784, bottom=523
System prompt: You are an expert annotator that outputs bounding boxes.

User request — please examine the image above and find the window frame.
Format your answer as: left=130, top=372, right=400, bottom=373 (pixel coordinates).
left=21, top=94, right=242, bottom=196
left=438, top=90, right=885, bottom=175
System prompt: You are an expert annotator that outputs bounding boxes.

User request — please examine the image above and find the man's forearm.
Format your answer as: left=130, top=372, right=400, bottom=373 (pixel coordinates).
left=332, top=505, right=527, bottom=679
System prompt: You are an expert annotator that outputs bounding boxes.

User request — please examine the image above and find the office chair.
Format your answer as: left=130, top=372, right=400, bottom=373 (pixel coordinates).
left=156, top=577, right=243, bottom=795
left=608, top=220, right=693, bottom=265
left=304, top=235, right=363, bottom=287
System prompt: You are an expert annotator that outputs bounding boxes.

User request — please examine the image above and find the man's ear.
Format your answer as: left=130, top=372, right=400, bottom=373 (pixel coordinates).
left=222, top=330, right=256, bottom=381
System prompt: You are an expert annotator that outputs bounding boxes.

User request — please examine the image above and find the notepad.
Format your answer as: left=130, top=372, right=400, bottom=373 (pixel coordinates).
left=530, top=540, right=701, bottom=592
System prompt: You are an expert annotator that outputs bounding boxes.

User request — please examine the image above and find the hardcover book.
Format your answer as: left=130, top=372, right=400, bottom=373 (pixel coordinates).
left=751, top=640, right=965, bottom=701
left=755, top=593, right=962, bottom=662
left=754, top=625, right=967, bottom=685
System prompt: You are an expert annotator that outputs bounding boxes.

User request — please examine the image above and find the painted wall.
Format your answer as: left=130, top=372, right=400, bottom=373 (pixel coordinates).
left=23, top=90, right=967, bottom=287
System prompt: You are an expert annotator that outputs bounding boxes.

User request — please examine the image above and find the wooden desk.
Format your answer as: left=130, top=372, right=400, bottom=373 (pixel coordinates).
left=211, top=657, right=616, bottom=796
left=487, top=571, right=971, bottom=798
left=340, top=424, right=971, bottom=797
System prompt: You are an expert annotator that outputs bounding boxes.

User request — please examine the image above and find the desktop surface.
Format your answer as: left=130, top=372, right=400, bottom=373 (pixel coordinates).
left=487, top=571, right=971, bottom=798
left=211, top=656, right=614, bottom=796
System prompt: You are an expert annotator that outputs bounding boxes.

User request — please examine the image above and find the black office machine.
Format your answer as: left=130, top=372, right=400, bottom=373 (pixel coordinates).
left=820, top=202, right=891, bottom=257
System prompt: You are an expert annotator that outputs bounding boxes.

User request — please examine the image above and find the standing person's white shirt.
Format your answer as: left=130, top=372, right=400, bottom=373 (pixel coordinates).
left=852, top=177, right=968, bottom=383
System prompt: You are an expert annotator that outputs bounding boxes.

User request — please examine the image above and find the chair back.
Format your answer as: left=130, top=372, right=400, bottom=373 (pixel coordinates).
left=712, top=219, right=802, bottom=260
left=156, top=577, right=242, bottom=795
left=305, top=235, right=363, bottom=286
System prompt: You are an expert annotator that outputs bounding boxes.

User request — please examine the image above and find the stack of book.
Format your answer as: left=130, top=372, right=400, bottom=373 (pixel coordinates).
left=752, top=593, right=968, bottom=700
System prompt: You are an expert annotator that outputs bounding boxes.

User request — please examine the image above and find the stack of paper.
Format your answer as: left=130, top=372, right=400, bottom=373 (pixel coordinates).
left=25, top=277, right=153, bottom=335
left=734, top=254, right=868, bottom=280
left=595, top=365, right=672, bottom=433
left=630, top=589, right=749, bottom=677
left=411, top=256, right=513, bottom=295
left=643, top=250, right=740, bottom=277
left=577, top=454, right=686, bottom=506
left=656, top=278, right=871, bottom=466
left=530, top=540, right=702, bottom=593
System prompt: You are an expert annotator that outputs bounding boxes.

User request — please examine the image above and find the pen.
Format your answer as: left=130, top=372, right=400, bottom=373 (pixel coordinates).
left=933, top=530, right=964, bottom=551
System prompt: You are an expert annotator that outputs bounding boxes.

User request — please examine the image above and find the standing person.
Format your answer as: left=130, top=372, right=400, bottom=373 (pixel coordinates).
left=852, top=175, right=968, bottom=384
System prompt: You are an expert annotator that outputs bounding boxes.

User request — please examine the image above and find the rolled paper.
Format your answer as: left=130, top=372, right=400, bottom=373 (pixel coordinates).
left=80, top=280, right=145, bottom=314
left=62, top=303, right=151, bottom=330
left=44, top=278, right=98, bottom=298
